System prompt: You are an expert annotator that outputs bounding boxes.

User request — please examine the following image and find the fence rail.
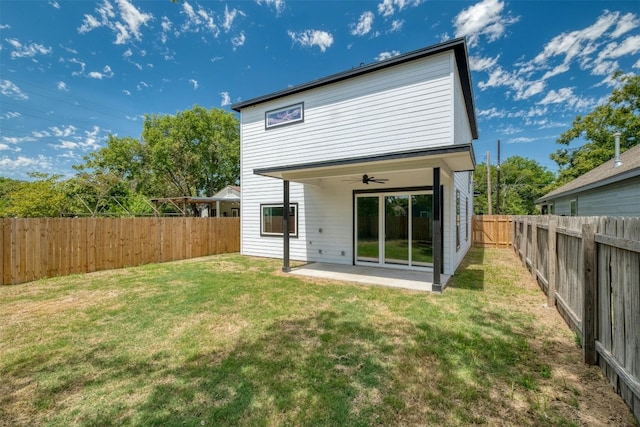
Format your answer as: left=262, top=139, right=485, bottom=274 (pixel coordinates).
left=1, top=217, right=240, bottom=286
left=513, top=215, right=640, bottom=421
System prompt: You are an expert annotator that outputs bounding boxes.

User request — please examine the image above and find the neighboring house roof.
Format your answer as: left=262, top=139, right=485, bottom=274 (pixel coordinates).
left=536, top=143, right=640, bottom=203
left=231, top=37, right=478, bottom=139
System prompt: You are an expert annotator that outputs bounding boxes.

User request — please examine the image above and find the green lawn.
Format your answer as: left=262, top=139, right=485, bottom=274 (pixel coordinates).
left=1, top=249, right=635, bottom=426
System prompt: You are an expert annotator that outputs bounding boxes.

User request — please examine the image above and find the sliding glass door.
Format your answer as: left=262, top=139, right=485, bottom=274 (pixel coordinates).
left=355, top=191, right=433, bottom=268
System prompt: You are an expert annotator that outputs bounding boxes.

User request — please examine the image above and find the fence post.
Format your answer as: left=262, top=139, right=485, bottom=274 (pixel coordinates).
left=531, top=217, right=538, bottom=281
left=582, top=222, right=597, bottom=365
left=547, top=217, right=557, bottom=307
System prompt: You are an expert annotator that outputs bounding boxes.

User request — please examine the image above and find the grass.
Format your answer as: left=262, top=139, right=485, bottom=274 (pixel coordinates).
left=357, top=239, right=433, bottom=263
left=0, top=248, right=636, bottom=426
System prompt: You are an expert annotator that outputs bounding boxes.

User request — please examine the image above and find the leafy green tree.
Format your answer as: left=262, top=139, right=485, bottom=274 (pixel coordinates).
left=0, top=177, right=22, bottom=216
left=142, top=105, right=240, bottom=197
left=2, top=173, right=67, bottom=217
left=474, top=156, right=555, bottom=215
left=551, top=72, right=640, bottom=184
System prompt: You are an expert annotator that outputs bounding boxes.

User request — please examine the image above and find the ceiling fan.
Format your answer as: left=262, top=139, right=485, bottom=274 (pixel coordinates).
left=343, top=174, right=389, bottom=184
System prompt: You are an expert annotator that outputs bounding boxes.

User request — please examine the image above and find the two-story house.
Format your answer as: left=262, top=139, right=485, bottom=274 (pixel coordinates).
left=232, top=37, right=478, bottom=292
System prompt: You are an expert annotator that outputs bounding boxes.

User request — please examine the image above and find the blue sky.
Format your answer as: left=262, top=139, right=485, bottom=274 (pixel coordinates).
left=1, top=0, right=639, bottom=180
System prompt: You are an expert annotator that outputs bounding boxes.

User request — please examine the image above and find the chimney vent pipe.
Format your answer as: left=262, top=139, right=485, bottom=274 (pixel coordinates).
left=614, top=132, right=622, bottom=168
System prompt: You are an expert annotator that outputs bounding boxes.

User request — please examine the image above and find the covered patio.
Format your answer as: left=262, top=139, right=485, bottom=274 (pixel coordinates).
left=254, top=144, right=475, bottom=293
left=289, top=262, right=450, bottom=292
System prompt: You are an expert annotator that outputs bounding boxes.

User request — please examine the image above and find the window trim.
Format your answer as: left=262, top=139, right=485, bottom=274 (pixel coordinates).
left=570, top=199, right=577, bottom=216
left=260, top=203, right=299, bottom=237
left=456, top=189, right=461, bottom=251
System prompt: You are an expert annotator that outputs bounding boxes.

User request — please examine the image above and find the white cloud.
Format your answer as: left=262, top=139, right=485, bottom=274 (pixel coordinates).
left=0, top=24, right=11, bottom=30
left=123, top=48, right=132, bottom=57
left=189, top=79, right=198, bottom=89
left=57, top=81, right=69, bottom=91
left=351, top=11, right=374, bottom=36
left=375, top=50, right=400, bottom=61
left=2, top=111, right=22, bottom=120
left=160, top=16, right=173, bottom=44
left=2, top=135, right=35, bottom=144
left=377, top=0, right=421, bottom=17
left=469, top=55, right=499, bottom=72
left=223, top=5, right=245, bottom=32
left=288, top=30, right=334, bottom=52
left=256, top=0, right=285, bottom=15
left=88, top=65, right=114, bottom=79
left=50, top=125, right=77, bottom=137
left=78, top=0, right=152, bottom=45
left=181, top=1, right=220, bottom=37
left=0, top=155, right=52, bottom=171
left=388, top=19, right=404, bottom=33
left=231, top=32, right=246, bottom=50
left=537, top=87, right=595, bottom=110
left=48, top=0, right=60, bottom=9
left=220, top=91, right=231, bottom=106
left=0, top=80, right=28, bottom=100
left=453, top=0, right=519, bottom=47
left=610, top=12, right=639, bottom=38
left=5, top=38, right=52, bottom=58
left=137, top=81, right=150, bottom=91
left=122, top=89, right=131, bottom=96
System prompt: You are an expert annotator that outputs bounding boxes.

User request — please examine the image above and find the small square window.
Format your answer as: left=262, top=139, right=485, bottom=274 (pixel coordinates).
left=570, top=200, right=577, bottom=216
left=261, top=204, right=298, bottom=237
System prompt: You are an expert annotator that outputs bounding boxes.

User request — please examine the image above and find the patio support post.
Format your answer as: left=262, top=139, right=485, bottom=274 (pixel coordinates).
left=282, top=179, right=291, bottom=272
left=216, top=200, right=220, bottom=217
left=432, top=167, right=442, bottom=291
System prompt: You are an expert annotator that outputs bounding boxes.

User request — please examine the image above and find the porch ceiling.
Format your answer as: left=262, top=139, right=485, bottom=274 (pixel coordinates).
left=254, top=144, right=475, bottom=182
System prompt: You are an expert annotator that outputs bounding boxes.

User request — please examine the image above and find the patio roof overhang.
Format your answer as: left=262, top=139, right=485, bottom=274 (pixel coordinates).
left=253, top=144, right=476, bottom=182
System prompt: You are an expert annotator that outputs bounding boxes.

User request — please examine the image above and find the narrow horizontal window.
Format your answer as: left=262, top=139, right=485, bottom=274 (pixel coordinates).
left=261, top=203, right=298, bottom=237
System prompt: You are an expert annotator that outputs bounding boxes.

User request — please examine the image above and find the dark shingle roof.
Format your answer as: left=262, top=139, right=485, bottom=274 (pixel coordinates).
left=536, top=143, right=640, bottom=203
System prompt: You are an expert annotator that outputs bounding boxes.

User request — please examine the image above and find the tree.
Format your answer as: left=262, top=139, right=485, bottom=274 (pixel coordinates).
left=474, top=156, right=556, bottom=215
left=1, top=173, right=67, bottom=217
left=551, top=72, right=640, bottom=184
left=142, top=105, right=240, bottom=197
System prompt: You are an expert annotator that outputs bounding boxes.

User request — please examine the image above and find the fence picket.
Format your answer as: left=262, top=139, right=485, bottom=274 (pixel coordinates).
left=1, top=217, right=239, bottom=286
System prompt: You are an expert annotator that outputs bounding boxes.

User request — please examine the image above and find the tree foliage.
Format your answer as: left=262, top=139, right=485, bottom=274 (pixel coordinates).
left=142, top=105, right=240, bottom=197
left=551, top=72, right=640, bottom=184
left=0, top=173, right=67, bottom=217
left=474, top=156, right=556, bottom=215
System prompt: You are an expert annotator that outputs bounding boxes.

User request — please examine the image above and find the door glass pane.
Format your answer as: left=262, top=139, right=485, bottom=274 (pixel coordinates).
left=357, top=197, right=379, bottom=262
left=411, top=194, right=433, bottom=266
left=385, top=195, right=409, bottom=265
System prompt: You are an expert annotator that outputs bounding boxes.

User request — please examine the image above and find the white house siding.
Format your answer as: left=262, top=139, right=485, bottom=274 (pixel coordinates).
left=240, top=52, right=455, bottom=171
left=452, top=56, right=473, bottom=147
left=450, top=171, right=473, bottom=272
left=241, top=52, right=459, bottom=263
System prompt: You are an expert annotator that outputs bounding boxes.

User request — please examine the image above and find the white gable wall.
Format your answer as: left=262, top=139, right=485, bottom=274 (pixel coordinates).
left=240, top=50, right=472, bottom=275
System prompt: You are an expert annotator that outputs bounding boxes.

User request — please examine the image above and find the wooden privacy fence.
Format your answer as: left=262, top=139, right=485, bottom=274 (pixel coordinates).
left=513, top=215, right=640, bottom=421
left=472, top=215, right=512, bottom=248
left=1, top=217, right=240, bottom=286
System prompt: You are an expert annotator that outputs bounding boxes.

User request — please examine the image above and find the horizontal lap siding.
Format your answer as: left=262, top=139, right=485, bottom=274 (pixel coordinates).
left=240, top=52, right=457, bottom=264
left=241, top=53, right=454, bottom=169
left=577, top=178, right=640, bottom=216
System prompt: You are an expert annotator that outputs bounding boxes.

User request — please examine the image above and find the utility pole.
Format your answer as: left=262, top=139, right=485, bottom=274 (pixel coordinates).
left=496, top=140, right=501, bottom=215
left=486, top=151, right=492, bottom=215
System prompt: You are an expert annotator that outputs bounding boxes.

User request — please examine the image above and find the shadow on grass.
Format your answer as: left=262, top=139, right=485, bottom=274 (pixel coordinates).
left=449, top=246, right=486, bottom=291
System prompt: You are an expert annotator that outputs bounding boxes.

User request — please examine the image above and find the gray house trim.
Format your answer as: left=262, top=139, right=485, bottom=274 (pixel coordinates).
left=232, top=37, right=478, bottom=140
left=254, top=144, right=476, bottom=178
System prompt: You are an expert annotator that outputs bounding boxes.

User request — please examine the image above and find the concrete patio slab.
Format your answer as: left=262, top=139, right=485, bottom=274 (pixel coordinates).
left=289, top=263, right=450, bottom=292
